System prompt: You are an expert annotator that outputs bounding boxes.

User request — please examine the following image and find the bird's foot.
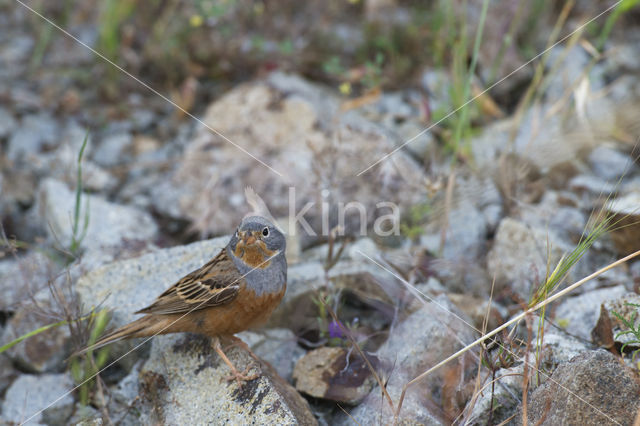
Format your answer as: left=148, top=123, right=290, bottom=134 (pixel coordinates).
left=225, top=365, right=260, bottom=385
left=212, top=336, right=260, bottom=386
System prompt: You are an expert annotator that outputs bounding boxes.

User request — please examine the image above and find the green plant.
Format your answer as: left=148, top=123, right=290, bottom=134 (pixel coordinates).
left=0, top=318, right=71, bottom=353
left=70, top=309, right=111, bottom=406
left=361, top=51, right=385, bottom=90
left=611, top=303, right=640, bottom=364
left=400, top=202, right=431, bottom=240
left=98, top=0, right=136, bottom=63
left=69, top=133, right=90, bottom=257
left=450, top=0, right=489, bottom=157
left=597, top=0, right=640, bottom=51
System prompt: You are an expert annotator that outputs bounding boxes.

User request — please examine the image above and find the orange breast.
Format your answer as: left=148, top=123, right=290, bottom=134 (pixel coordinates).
left=166, top=284, right=286, bottom=337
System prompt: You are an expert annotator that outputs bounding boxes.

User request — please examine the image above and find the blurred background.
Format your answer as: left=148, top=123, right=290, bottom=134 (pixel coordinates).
left=2, top=0, right=640, bottom=424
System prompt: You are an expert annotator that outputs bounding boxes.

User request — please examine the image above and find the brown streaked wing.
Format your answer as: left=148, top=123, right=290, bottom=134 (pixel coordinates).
left=134, top=248, right=243, bottom=315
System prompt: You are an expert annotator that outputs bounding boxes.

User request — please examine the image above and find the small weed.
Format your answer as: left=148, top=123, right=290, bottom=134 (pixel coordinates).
left=70, top=309, right=111, bottom=406
left=69, top=133, right=90, bottom=257
left=611, top=303, right=640, bottom=365
left=400, top=202, right=431, bottom=240
left=98, top=0, right=136, bottom=64
left=596, top=0, right=640, bottom=51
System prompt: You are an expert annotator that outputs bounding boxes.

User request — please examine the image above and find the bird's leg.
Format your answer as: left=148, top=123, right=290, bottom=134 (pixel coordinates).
left=212, top=336, right=259, bottom=384
left=224, top=335, right=261, bottom=362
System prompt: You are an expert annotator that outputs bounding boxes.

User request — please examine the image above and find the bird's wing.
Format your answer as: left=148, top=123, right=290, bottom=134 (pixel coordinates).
left=135, top=248, right=242, bottom=315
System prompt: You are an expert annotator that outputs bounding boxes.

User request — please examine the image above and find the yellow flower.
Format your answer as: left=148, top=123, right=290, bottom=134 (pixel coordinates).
left=189, top=14, right=204, bottom=28
left=339, top=82, right=352, bottom=95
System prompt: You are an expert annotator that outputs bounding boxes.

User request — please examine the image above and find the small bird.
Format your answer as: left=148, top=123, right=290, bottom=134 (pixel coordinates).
left=80, top=215, right=287, bottom=382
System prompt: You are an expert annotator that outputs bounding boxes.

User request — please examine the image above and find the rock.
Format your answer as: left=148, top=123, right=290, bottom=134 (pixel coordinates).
left=266, top=258, right=399, bottom=333
left=588, top=146, right=637, bottom=181
left=1, top=373, right=75, bottom=425
left=594, top=293, right=640, bottom=352
left=292, top=346, right=376, bottom=404
left=92, top=133, right=133, bottom=167
left=236, top=328, right=305, bottom=382
left=421, top=198, right=488, bottom=261
left=0, top=353, right=17, bottom=397
left=487, top=218, right=573, bottom=299
left=137, top=333, right=317, bottom=425
left=36, top=178, right=158, bottom=252
left=7, top=113, right=60, bottom=163
left=517, top=190, right=587, bottom=243
left=1, top=288, right=72, bottom=373
left=606, top=192, right=640, bottom=255
left=336, top=296, right=476, bottom=424
left=153, top=73, right=426, bottom=243
left=51, top=143, right=117, bottom=193
left=0, top=105, right=17, bottom=139
left=0, top=251, right=57, bottom=311
left=0, top=35, right=33, bottom=78
left=554, top=285, right=627, bottom=341
left=106, top=360, right=144, bottom=426
left=356, top=90, right=435, bottom=158
left=420, top=69, right=453, bottom=115
left=464, top=321, right=592, bottom=425
left=447, top=293, right=507, bottom=332
left=569, top=174, right=616, bottom=195
left=517, top=350, right=640, bottom=425
left=545, top=45, right=606, bottom=99
left=68, top=404, right=102, bottom=425
left=76, top=236, right=228, bottom=334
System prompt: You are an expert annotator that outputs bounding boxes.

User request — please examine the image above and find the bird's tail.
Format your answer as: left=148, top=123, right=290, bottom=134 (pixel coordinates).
left=72, top=315, right=163, bottom=357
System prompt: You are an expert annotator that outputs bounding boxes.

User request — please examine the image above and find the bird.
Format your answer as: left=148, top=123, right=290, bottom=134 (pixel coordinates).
left=78, top=215, right=287, bottom=383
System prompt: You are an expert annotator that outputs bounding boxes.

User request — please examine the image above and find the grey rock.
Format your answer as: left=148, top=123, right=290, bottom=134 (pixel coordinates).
left=336, top=296, right=476, bottom=425
left=0, top=106, right=17, bottom=139
left=236, top=328, right=305, bottom=382
left=605, top=192, right=640, bottom=255
left=0, top=353, right=17, bottom=397
left=518, top=190, right=587, bottom=242
left=0, top=251, right=57, bottom=311
left=545, top=45, right=606, bottom=98
left=68, top=404, right=102, bottom=426
left=137, top=334, right=317, bottom=425
left=51, top=143, right=117, bottom=193
left=0, top=35, right=34, bottom=72
left=464, top=322, right=591, bottom=425
left=154, top=73, right=426, bottom=242
left=1, top=288, right=72, bottom=373
left=487, top=218, right=573, bottom=299
left=589, top=145, right=637, bottom=181
left=106, top=360, right=143, bottom=426
left=420, top=69, right=452, bottom=113
left=36, top=178, right=158, bottom=252
left=1, top=373, right=75, bottom=425
left=597, top=293, right=640, bottom=349
left=422, top=198, right=488, bottom=261
left=569, top=174, right=616, bottom=195
left=554, top=285, right=627, bottom=341
left=517, top=350, right=640, bottom=425
left=93, top=133, right=133, bottom=167
left=130, top=109, right=155, bottom=131
left=76, top=236, right=228, bottom=335
left=8, top=113, right=60, bottom=163
left=267, top=258, right=399, bottom=331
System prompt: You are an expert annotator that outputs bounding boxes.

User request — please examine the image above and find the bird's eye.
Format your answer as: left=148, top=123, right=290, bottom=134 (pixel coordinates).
left=262, top=227, right=269, bottom=237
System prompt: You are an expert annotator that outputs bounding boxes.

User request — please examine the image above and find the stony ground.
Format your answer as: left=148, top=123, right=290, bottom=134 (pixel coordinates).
left=2, top=1, right=640, bottom=425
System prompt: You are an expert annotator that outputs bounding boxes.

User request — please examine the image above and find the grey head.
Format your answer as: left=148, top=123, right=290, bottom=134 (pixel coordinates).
left=226, top=215, right=287, bottom=296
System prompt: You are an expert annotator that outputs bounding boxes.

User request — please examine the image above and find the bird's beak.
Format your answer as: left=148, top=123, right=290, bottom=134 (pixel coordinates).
left=243, top=231, right=257, bottom=245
